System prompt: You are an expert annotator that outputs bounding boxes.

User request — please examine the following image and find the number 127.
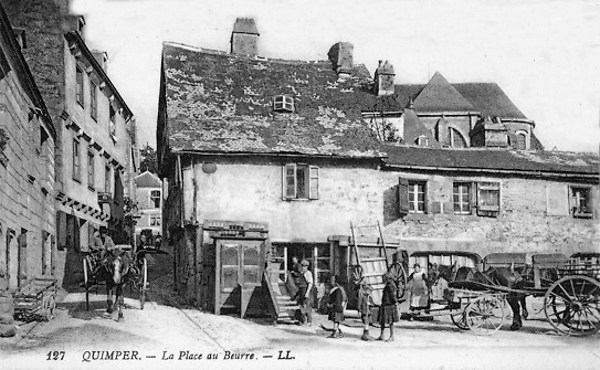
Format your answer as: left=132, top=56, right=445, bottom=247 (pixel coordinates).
left=46, top=351, right=65, bottom=360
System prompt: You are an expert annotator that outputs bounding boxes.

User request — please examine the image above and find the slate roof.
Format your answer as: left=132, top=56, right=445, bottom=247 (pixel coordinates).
left=135, top=171, right=161, bottom=188
left=384, top=146, right=599, bottom=177
left=394, top=72, right=528, bottom=120
left=412, top=72, right=476, bottom=113
left=161, top=42, right=390, bottom=158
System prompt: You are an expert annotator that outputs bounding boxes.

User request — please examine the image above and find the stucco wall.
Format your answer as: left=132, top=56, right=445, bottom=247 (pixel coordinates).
left=183, top=157, right=382, bottom=243
left=177, top=156, right=599, bottom=258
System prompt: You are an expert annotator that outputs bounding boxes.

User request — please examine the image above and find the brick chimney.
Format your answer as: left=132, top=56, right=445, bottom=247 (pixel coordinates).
left=374, top=60, right=395, bottom=96
left=230, top=18, right=260, bottom=56
left=92, top=51, right=108, bottom=72
left=327, top=42, right=354, bottom=81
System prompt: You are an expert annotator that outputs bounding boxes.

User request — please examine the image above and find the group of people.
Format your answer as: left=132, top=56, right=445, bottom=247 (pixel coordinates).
left=300, top=261, right=432, bottom=341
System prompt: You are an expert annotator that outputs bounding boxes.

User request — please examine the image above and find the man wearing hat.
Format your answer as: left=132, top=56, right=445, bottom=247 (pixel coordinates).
left=296, top=259, right=314, bottom=326
left=91, top=226, right=116, bottom=274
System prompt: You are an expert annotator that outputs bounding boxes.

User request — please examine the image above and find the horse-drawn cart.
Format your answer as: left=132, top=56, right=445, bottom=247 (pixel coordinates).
left=82, top=244, right=148, bottom=311
left=13, top=277, right=58, bottom=321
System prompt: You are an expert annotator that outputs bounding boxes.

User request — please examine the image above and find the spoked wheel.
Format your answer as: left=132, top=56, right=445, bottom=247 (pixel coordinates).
left=465, top=295, right=505, bottom=335
left=450, top=309, right=469, bottom=330
left=543, top=275, right=600, bottom=336
left=139, top=258, right=148, bottom=310
left=389, top=262, right=408, bottom=300
left=83, top=257, right=90, bottom=311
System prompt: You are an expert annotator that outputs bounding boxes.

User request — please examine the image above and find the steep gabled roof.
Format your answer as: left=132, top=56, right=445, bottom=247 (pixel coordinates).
left=161, top=42, right=388, bottom=158
left=454, top=83, right=527, bottom=120
left=384, top=146, right=599, bottom=178
left=135, top=171, right=161, bottom=188
left=411, top=72, right=476, bottom=113
left=394, top=77, right=529, bottom=120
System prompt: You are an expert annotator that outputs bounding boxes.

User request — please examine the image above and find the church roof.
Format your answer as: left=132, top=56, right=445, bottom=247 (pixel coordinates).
left=411, top=72, right=477, bottom=113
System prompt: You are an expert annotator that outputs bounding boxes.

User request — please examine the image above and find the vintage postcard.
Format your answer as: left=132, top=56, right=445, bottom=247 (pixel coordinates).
left=0, top=0, right=598, bottom=369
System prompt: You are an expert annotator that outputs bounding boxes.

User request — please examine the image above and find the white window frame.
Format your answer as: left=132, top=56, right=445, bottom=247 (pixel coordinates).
left=72, top=138, right=81, bottom=182
left=150, top=190, right=161, bottom=208
left=75, top=65, right=84, bottom=106
left=453, top=182, right=472, bottom=215
left=408, top=180, right=427, bottom=213
left=273, top=95, right=294, bottom=113
left=90, top=79, right=98, bottom=121
left=87, top=148, right=95, bottom=190
left=282, top=163, right=319, bottom=200
left=569, top=185, right=593, bottom=219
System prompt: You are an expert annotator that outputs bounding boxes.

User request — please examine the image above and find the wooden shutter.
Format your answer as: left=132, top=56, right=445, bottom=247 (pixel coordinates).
left=477, top=181, right=500, bottom=215
left=283, top=163, right=296, bottom=200
left=309, top=166, right=319, bottom=200
left=398, top=178, right=409, bottom=215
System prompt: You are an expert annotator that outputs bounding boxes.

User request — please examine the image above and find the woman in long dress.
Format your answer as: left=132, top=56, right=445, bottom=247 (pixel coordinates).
left=407, top=263, right=430, bottom=313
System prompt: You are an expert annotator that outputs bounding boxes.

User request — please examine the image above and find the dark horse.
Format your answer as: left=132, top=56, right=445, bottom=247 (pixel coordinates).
left=429, top=262, right=529, bottom=330
left=94, top=250, right=134, bottom=321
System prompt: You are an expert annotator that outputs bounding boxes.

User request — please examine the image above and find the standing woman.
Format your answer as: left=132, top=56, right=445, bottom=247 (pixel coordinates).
left=407, top=263, right=430, bottom=314
left=377, top=272, right=399, bottom=341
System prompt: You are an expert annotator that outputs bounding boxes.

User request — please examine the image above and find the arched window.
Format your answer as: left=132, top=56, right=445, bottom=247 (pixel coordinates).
left=516, top=132, right=527, bottom=150
left=448, top=128, right=466, bottom=148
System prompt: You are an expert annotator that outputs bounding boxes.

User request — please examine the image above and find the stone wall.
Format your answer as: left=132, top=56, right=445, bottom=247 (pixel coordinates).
left=0, top=73, right=59, bottom=290
left=380, top=170, right=599, bottom=257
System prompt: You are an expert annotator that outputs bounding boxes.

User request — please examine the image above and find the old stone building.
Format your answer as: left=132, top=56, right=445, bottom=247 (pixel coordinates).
left=157, top=18, right=599, bottom=310
left=0, top=4, right=56, bottom=291
left=2, top=0, right=138, bottom=286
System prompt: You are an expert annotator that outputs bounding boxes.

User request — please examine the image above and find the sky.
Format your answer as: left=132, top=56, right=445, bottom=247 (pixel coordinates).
left=71, top=0, right=600, bottom=152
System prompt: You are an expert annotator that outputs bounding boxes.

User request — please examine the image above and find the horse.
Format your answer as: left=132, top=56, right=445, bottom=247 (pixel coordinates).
left=429, top=262, right=529, bottom=330
left=94, top=249, right=134, bottom=321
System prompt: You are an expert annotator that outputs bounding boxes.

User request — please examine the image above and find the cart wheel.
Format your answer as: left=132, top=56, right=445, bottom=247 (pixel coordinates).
left=83, top=257, right=90, bottom=311
left=42, top=294, right=56, bottom=321
left=450, top=309, right=468, bottom=330
left=465, top=295, right=505, bottom=335
left=389, top=262, right=408, bottom=300
left=140, top=258, right=147, bottom=310
left=543, top=275, right=600, bottom=336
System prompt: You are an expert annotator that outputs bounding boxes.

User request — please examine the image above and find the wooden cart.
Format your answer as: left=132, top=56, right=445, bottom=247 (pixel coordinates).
left=13, top=277, right=58, bottom=321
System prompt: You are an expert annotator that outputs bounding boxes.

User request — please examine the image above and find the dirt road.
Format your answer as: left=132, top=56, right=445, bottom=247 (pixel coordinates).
left=1, top=290, right=598, bottom=370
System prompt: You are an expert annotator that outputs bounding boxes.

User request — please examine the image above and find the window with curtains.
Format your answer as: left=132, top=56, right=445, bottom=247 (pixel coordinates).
left=72, top=138, right=81, bottom=182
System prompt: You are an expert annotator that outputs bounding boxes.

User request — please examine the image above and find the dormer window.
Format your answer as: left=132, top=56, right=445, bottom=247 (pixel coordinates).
left=273, top=95, right=294, bottom=113
left=515, top=130, right=529, bottom=150
left=415, top=135, right=429, bottom=147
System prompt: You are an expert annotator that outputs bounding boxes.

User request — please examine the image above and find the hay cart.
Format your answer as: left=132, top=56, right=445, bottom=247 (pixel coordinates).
left=13, top=277, right=58, bottom=321
left=462, top=252, right=600, bottom=337
left=345, top=222, right=408, bottom=317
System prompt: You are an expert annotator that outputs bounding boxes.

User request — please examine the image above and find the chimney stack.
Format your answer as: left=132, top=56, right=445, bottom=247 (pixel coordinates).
left=327, top=42, right=354, bottom=81
left=92, top=51, right=108, bottom=72
left=374, top=60, right=395, bottom=96
left=230, top=18, right=260, bottom=56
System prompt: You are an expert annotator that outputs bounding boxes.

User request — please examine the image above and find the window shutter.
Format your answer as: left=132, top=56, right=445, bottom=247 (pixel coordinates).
left=283, top=163, right=296, bottom=200
left=398, top=178, right=409, bottom=215
left=477, top=181, right=500, bottom=215
left=309, top=166, right=319, bottom=200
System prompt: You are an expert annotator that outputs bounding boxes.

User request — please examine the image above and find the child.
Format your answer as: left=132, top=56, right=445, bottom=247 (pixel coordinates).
left=326, top=275, right=347, bottom=338
left=358, top=280, right=375, bottom=341
left=377, top=272, right=399, bottom=341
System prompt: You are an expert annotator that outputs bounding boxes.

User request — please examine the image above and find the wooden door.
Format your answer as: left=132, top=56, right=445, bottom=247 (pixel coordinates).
left=220, top=243, right=241, bottom=293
